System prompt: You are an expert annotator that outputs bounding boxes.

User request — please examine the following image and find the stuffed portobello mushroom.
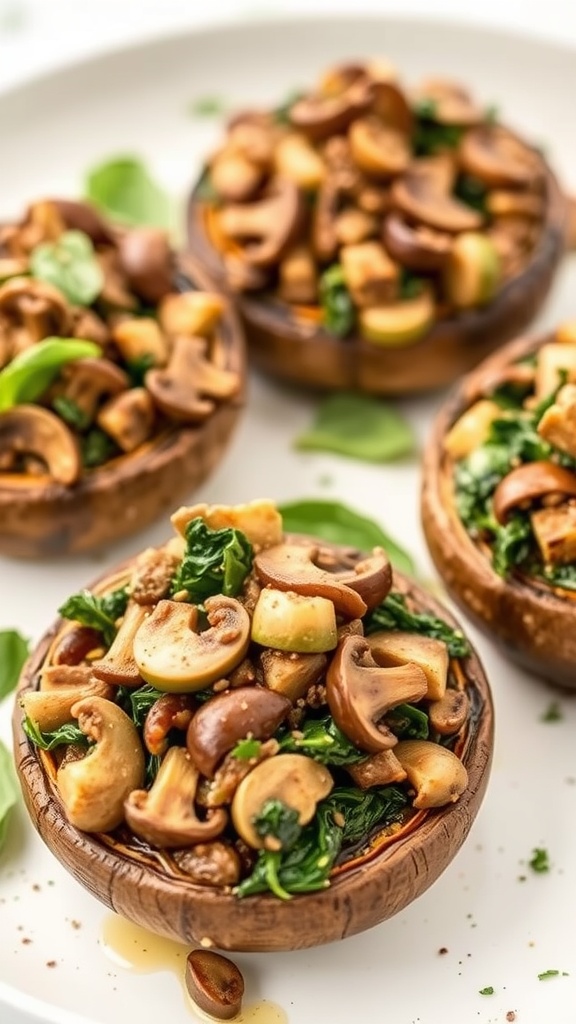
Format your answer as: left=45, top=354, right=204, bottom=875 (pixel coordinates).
left=14, top=500, right=493, bottom=952
left=187, top=60, right=566, bottom=394
left=0, top=199, right=245, bottom=557
left=422, top=323, right=576, bottom=688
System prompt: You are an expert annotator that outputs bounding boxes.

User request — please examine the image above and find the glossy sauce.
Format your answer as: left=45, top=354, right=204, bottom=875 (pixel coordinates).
left=100, top=914, right=288, bottom=1023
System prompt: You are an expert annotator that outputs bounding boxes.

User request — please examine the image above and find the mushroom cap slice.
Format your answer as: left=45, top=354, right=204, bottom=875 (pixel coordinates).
left=187, top=686, right=291, bottom=777
left=117, top=227, right=174, bottom=304
left=492, top=460, right=576, bottom=525
left=125, top=746, right=228, bottom=849
left=146, top=335, right=239, bottom=423
left=391, top=162, right=483, bottom=233
left=382, top=211, right=453, bottom=271
left=58, top=357, right=130, bottom=421
left=368, top=630, right=449, bottom=702
left=326, top=634, right=428, bottom=754
left=349, top=118, right=411, bottom=178
left=393, top=739, right=468, bottom=809
left=0, top=405, right=81, bottom=485
left=459, top=125, right=544, bottom=188
left=231, top=753, right=333, bottom=849
left=133, top=596, right=251, bottom=693
left=289, top=80, right=372, bottom=141
left=413, top=79, right=484, bottom=126
left=57, top=695, right=145, bottom=832
left=217, top=178, right=306, bottom=267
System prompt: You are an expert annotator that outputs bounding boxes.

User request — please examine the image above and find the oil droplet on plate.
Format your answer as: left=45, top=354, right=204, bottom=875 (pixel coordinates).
left=100, top=914, right=288, bottom=1023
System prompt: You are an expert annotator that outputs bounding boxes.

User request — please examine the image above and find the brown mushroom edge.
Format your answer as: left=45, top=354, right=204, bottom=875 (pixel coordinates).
left=13, top=556, right=493, bottom=953
left=187, top=168, right=565, bottom=396
left=422, top=332, right=576, bottom=689
left=0, top=256, right=245, bottom=559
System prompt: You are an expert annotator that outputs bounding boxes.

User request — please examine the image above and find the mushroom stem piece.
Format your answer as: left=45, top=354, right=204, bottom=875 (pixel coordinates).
left=57, top=695, right=145, bottom=832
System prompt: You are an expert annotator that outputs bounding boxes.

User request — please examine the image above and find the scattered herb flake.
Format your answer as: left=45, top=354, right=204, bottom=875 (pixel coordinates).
left=231, top=737, right=262, bottom=761
left=0, top=629, right=30, bottom=700
left=540, top=700, right=563, bottom=723
left=529, top=847, right=550, bottom=873
left=479, top=986, right=495, bottom=996
left=294, top=392, right=416, bottom=464
left=538, top=970, right=564, bottom=981
left=188, top=95, right=227, bottom=117
left=319, top=264, right=355, bottom=338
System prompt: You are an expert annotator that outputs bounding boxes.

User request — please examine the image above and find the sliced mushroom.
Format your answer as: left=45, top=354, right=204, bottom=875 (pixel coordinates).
left=42, top=198, right=113, bottom=245
left=382, top=211, right=453, bottom=271
left=133, top=596, right=250, bottom=692
left=393, top=739, right=468, bottom=808
left=278, top=245, right=319, bottom=305
left=368, top=631, right=449, bottom=701
left=97, top=388, right=155, bottom=453
left=289, top=79, right=372, bottom=141
left=124, top=746, right=227, bottom=848
left=91, top=601, right=148, bottom=686
left=537, top=384, right=576, bottom=459
left=413, top=79, right=484, bottom=126
left=187, top=686, right=291, bottom=777
left=145, top=335, right=239, bottom=423
left=391, top=160, right=483, bottom=233
left=227, top=113, right=277, bottom=169
left=0, top=405, right=81, bottom=484
left=198, top=738, right=279, bottom=808
left=171, top=500, right=283, bottom=550
left=57, top=695, right=145, bottom=832
left=0, top=277, right=71, bottom=357
left=371, top=79, right=414, bottom=135
left=217, top=178, right=305, bottom=267
left=274, top=132, right=326, bottom=190
left=326, top=635, right=428, bottom=753
left=143, top=694, right=197, bottom=755
left=428, top=689, right=470, bottom=736
left=459, top=125, right=543, bottom=188
left=231, top=753, right=333, bottom=849
left=57, top=357, right=129, bottom=423
left=259, top=649, right=328, bottom=703
left=347, top=748, right=407, bottom=789
left=349, top=118, right=411, bottom=178
left=486, top=190, right=545, bottom=220
left=334, top=208, right=379, bottom=247
left=254, top=542, right=392, bottom=617
left=117, top=227, right=173, bottom=304
left=534, top=342, right=576, bottom=400
left=210, top=148, right=264, bottom=203
left=340, top=241, right=400, bottom=307
left=21, top=678, right=113, bottom=732
left=492, top=461, right=576, bottom=524
left=531, top=502, right=576, bottom=565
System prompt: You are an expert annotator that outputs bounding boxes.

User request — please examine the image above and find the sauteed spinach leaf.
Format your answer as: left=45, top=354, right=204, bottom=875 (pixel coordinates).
left=58, top=586, right=129, bottom=647
left=279, top=715, right=366, bottom=765
left=23, top=718, right=89, bottom=751
left=366, top=592, right=469, bottom=658
left=171, top=518, right=253, bottom=602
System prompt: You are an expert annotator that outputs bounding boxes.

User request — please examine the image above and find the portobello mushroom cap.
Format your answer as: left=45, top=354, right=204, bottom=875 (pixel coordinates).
left=0, top=251, right=245, bottom=558
left=187, top=156, right=565, bottom=395
left=422, top=330, right=576, bottom=688
left=14, top=535, right=493, bottom=952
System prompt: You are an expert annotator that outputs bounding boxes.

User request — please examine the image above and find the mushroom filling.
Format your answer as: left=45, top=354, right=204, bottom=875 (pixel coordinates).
left=21, top=500, right=474, bottom=901
left=0, top=199, right=240, bottom=485
left=445, top=322, right=576, bottom=591
left=193, top=61, right=549, bottom=347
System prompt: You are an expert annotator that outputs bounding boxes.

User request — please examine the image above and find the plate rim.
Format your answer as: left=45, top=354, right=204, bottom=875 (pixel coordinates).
left=1, top=9, right=575, bottom=1023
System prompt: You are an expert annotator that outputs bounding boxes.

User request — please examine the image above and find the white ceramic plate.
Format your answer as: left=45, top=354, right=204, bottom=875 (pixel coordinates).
left=1, top=15, right=576, bottom=1024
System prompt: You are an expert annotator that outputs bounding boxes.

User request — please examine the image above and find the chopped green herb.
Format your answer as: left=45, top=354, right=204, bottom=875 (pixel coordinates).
left=52, top=395, right=91, bottom=431
left=479, top=986, right=495, bottom=996
left=187, top=95, right=227, bottom=117
left=0, top=740, right=18, bottom=853
left=85, top=156, right=174, bottom=231
left=541, top=701, right=563, bottom=723
left=279, top=716, right=365, bottom=765
left=366, top=592, right=470, bottom=658
left=278, top=499, right=415, bottom=575
left=231, top=737, right=262, bottom=761
left=454, top=174, right=488, bottom=213
left=538, top=970, right=563, bottom=981
left=399, top=269, right=425, bottom=300
left=0, top=630, right=29, bottom=701
left=171, top=517, right=253, bottom=603
left=58, top=586, right=129, bottom=647
left=273, top=89, right=305, bottom=125
left=125, top=353, right=156, bottom=387
left=295, top=392, right=416, bottom=464
left=30, top=230, right=104, bottom=306
left=81, top=428, right=119, bottom=468
left=319, top=264, right=355, bottom=338
left=529, top=847, right=550, bottom=873
left=412, top=99, right=464, bottom=156
left=0, top=337, right=101, bottom=412
left=118, top=684, right=165, bottom=728
left=22, top=717, right=89, bottom=751
left=253, top=799, right=302, bottom=850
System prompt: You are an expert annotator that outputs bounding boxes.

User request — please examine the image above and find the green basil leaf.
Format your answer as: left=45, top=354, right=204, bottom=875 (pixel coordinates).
left=0, top=739, right=18, bottom=854
left=294, top=393, right=416, bottom=463
left=85, top=156, right=174, bottom=230
left=187, top=95, right=227, bottom=117
left=319, top=264, right=355, bottom=338
left=278, top=499, right=415, bottom=575
left=0, top=337, right=101, bottom=411
left=30, top=230, right=104, bottom=305
left=0, top=630, right=29, bottom=701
